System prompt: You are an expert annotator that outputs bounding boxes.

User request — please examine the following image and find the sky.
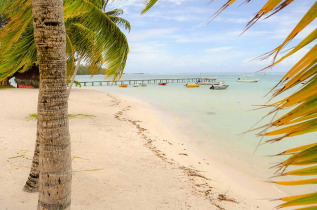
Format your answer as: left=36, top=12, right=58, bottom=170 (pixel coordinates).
left=107, top=0, right=316, bottom=74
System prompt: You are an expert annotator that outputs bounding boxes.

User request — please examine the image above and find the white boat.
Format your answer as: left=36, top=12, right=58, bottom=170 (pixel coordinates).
left=210, top=82, right=229, bottom=90
left=133, top=83, right=147, bottom=87
left=198, top=81, right=223, bottom=85
left=237, top=76, right=259, bottom=83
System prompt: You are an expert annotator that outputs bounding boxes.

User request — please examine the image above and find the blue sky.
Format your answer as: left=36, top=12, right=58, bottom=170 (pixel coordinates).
left=107, top=0, right=316, bottom=73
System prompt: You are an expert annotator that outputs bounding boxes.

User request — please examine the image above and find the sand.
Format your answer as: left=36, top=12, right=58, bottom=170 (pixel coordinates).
left=0, top=88, right=286, bottom=209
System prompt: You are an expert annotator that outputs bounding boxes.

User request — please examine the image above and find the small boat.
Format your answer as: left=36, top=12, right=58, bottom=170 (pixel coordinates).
left=210, top=81, right=229, bottom=90
left=237, top=76, right=259, bottom=83
left=158, top=83, right=167, bottom=86
left=210, top=84, right=229, bottom=90
left=133, top=84, right=147, bottom=87
left=186, top=84, right=200, bottom=88
left=119, top=84, right=128, bottom=87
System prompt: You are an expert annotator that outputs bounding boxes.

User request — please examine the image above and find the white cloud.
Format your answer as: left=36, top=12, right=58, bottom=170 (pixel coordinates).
left=128, top=28, right=178, bottom=41
left=106, top=0, right=316, bottom=73
left=205, top=46, right=233, bottom=53
left=126, top=41, right=252, bottom=73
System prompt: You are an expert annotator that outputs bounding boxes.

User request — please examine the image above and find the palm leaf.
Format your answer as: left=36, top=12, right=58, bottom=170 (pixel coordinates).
left=142, top=0, right=158, bottom=14
left=275, top=178, right=317, bottom=186
left=0, top=0, right=130, bottom=82
left=212, top=0, right=317, bottom=208
left=279, top=193, right=317, bottom=208
left=64, top=0, right=129, bottom=80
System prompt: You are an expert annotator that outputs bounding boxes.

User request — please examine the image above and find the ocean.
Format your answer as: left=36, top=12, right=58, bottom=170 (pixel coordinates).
left=77, top=73, right=314, bottom=194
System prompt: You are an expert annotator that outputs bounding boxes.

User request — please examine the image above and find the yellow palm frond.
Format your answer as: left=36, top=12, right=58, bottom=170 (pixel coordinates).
left=212, top=0, right=317, bottom=208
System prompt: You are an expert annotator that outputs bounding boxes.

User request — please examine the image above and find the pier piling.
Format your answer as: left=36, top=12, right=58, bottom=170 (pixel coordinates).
left=77, top=77, right=217, bottom=87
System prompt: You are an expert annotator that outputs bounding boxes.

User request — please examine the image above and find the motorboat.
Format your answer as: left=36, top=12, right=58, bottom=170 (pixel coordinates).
left=119, top=84, right=128, bottom=87
left=210, top=84, right=229, bottom=90
left=197, top=77, right=220, bottom=85
left=237, top=76, right=259, bottom=83
left=210, top=82, right=229, bottom=90
left=133, top=84, right=147, bottom=87
left=186, top=84, right=200, bottom=88
left=198, top=81, right=224, bottom=85
left=158, top=83, right=167, bottom=86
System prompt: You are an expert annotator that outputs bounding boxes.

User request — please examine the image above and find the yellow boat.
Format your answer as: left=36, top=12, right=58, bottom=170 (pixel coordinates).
left=119, top=84, right=128, bottom=87
left=186, top=84, right=200, bottom=88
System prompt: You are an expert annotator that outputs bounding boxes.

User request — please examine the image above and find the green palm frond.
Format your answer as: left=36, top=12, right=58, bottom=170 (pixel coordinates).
left=0, top=0, right=32, bottom=54
left=0, top=23, right=36, bottom=80
left=106, top=9, right=131, bottom=32
left=142, top=0, right=158, bottom=14
left=213, top=0, right=317, bottom=208
left=65, top=0, right=129, bottom=80
left=105, top=8, right=124, bottom=16
left=66, top=33, right=75, bottom=78
left=0, top=0, right=130, bottom=82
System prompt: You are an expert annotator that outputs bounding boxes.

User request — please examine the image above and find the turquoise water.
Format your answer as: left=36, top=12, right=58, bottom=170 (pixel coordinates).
left=77, top=73, right=315, bottom=193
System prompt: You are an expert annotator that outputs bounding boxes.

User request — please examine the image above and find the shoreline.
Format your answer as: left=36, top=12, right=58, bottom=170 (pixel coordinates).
left=0, top=88, right=285, bottom=209
left=102, top=89, right=288, bottom=208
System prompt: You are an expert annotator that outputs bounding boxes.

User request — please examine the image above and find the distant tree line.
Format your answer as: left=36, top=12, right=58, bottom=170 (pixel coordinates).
left=77, top=65, right=104, bottom=75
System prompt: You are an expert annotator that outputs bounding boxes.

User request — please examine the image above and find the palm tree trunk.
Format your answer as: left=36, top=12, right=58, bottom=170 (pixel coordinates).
left=23, top=122, right=40, bottom=192
left=32, top=0, right=72, bottom=209
left=23, top=56, right=82, bottom=194
left=67, top=55, right=83, bottom=98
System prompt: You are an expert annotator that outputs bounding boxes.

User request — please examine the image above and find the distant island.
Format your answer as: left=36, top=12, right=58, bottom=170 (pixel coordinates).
left=77, top=66, right=145, bottom=75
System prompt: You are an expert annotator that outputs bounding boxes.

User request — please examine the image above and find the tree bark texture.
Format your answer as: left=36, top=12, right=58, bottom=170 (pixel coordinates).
left=23, top=121, right=40, bottom=193
left=31, top=0, right=72, bottom=209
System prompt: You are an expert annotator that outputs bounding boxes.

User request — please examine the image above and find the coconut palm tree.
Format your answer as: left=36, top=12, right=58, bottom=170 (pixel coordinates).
left=0, top=0, right=130, bottom=193
left=0, top=0, right=131, bottom=207
left=31, top=0, right=70, bottom=208
left=0, top=1, right=130, bottom=86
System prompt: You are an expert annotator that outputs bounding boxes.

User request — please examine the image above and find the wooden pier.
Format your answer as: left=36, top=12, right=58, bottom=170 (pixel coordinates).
left=77, top=77, right=217, bottom=87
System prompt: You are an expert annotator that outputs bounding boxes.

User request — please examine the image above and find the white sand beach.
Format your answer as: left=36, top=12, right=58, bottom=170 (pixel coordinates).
left=0, top=88, right=287, bottom=209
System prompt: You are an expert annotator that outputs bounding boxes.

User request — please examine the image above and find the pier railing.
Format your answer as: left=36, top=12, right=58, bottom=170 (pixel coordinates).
left=77, top=77, right=216, bottom=86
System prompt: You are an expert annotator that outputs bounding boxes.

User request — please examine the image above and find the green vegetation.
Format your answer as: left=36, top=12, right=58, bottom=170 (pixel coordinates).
left=0, top=0, right=130, bottom=83
left=26, top=113, right=95, bottom=121
left=77, top=65, right=104, bottom=75
left=26, top=113, right=38, bottom=121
